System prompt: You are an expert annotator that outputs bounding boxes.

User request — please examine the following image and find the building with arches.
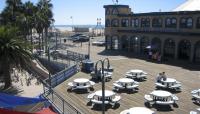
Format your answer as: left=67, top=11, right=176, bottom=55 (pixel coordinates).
left=104, top=4, right=200, bottom=62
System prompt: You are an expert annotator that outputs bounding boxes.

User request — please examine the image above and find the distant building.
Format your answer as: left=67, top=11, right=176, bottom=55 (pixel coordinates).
left=104, top=2, right=200, bottom=62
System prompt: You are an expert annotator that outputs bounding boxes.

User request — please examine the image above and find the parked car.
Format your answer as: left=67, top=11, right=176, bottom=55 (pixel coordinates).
left=72, top=35, right=89, bottom=42
left=92, top=40, right=105, bottom=46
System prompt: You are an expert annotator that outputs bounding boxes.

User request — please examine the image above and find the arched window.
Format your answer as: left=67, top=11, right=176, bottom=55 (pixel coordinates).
left=178, top=40, right=191, bottom=60
left=135, top=19, right=139, bottom=27
left=111, top=19, right=119, bottom=27
left=105, top=19, right=110, bottom=27
left=152, top=18, right=162, bottom=27
left=180, top=17, right=187, bottom=28
left=141, top=18, right=150, bottom=27
left=164, top=39, right=175, bottom=58
left=131, top=19, right=134, bottom=27
left=171, top=18, right=177, bottom=25
left=166, top=18, right=171, bottom=25
left=131, top=18, right=139, bottom=28
left=180, top=17, right=193, bottom=28
left=165, top=17, right=177, bottom=28
left=187, top=18, right=193, bottom=28
left=112, top=8, right=119, bottom=15
left=121, top=19, right=129, bottom=27
left=194, top=41, right=200, bottom=62
left=112, top=36, right=119, bottom=50
left=196, top=17, right=200, bottom=28
left=106, top=9, right=110, bottom=15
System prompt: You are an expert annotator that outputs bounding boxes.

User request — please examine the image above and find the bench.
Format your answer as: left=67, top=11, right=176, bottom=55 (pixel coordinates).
left=171, top=95, right=179, bottom=103
left=190, top=111, right=197, bottom=114
left=126, top=84, right=139, bottom=90
left=91, top=99, right=109, bottom=105
left=68, top=82, right=75, bottom=90
left=125, top=73, right=133, bottom=78
left=144, top=94, right=153, bottom=102
left=87, top=93, right=95, bottom=102
left=113, top=83, right=124, bottom=91
left=192, top=94, right=200, bottom=103
left=170, top=84, right=182, bottom=91
left=76, top=85, right=90, bottom=89
left=89, top=81, right=95, bottom=88
left=156, top=101, right=174, bottom=105
left=155, top=82, right=166, bottom=88
left=110, top=95, right=121, bottom=107
left=137, top=74, right=147, bottom=79
left=144, top=94, right=154, bottom=106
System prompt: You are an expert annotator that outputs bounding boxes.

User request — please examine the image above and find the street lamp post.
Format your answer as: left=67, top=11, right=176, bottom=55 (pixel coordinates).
left=88, top=36, right=91, bottom=59
left=47, top=46, right=51, bottom=88
left=135, top=37, right=138, bottom=54
left=95, top=58, right=110, bottom=114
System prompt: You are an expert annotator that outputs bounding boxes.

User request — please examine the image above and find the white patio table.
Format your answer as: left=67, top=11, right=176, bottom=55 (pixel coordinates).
left=68, top=78, right=95, bottom=91
left=150, top=90, right=172, bottom=98
left=161, top=78, right=176, bottom=84
left=113, top=78, right=139, bottom=91
left=126, top=69, right=147, bottom=79
left=118, top=78, right=135, bottom=83
left=120, top=107, right=155, bottom=114
left=95, top=90, right=115, bottom=98
left=160, top=78, right=181, bottom=90
left=150, top=90, right=176, bottom=106
left=73, top=78, right=89, bottom=84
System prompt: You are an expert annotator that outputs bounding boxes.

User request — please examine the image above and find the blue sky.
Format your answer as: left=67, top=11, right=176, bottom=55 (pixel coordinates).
left=0, top=0, right=186, bottom=25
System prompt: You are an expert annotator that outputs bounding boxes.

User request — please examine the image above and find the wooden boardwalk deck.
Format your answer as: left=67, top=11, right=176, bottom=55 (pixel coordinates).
left=54, top=58, right=200, bottom=114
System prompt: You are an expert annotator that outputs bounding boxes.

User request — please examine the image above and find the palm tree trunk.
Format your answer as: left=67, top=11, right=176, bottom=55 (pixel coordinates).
left=3, top=61, right=11, bottom=89
left=42, top=30, right=44, bottom=50
left=45, top=27, right=48, bottom=53
left=39, top=33, right=41, bottom=50
left=30, top=28, right=33, bottom=52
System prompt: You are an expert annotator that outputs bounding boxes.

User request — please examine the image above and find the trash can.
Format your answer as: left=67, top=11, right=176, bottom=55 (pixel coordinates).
left=82, top=59, right=94, bottom=73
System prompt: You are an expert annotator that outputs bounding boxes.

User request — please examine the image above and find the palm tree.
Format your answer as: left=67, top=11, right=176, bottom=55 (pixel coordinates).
left=37, top=0, right=54, bottom=52
left=0, top=26, right=32, bottom=89
left=1, top=0, right=23, bottom=26
left=23, top=1, right=37, bottom=50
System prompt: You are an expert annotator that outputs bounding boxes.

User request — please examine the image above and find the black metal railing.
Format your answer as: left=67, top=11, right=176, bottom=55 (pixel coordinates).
left=45, top=65, right=78, bottom=88
left=58, top=50, right=88, bottom=62
left=42, top=87, right=82, bottom=114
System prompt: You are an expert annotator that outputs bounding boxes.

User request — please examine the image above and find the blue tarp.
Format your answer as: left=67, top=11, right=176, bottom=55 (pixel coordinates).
left=0, top=93, right=46, bottom=108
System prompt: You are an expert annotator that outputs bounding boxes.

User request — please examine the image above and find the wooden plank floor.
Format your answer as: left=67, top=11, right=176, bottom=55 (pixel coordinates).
left=54, top=58, right=200, bottom=114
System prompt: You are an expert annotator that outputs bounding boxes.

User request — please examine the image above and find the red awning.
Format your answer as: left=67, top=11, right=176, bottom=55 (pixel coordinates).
left=36, top=107, right=57, bottom=114
left=0, top=107, right=57, bottom=114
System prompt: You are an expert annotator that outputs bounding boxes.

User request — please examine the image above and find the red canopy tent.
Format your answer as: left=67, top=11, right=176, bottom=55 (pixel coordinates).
left=36, top=107, right=57, bottom=114
left=0, top=107, right=57, bottom=114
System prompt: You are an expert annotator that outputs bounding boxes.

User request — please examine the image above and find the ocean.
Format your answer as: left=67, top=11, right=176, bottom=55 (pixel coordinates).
left=54, top=25, right=105, bottom=32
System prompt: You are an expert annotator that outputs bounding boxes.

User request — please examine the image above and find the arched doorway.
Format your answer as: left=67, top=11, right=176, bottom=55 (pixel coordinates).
left=105, top=36, right=111, bottom=49
left=194, top=41, right=200, bottom=62
left=112, top=36, right=119, bottom=50
left=140, top=36, right=149, bottom=54
left=178, top=40, right=191, bottom=60
left=121, top=35, right=129, bottom=51
left=151, top=37, right=161, bottom=53
left=164, top=39, right=175, bottom=58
